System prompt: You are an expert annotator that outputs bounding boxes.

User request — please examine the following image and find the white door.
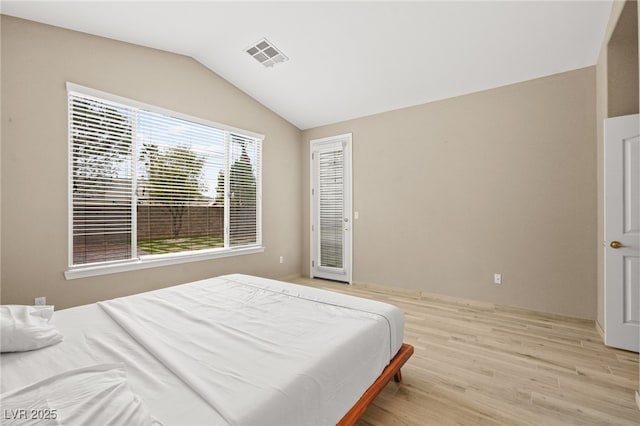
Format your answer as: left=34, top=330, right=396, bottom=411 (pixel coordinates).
left=310, top=134, right=352, bottom=283
left=605, top=114, right=640, bottom=352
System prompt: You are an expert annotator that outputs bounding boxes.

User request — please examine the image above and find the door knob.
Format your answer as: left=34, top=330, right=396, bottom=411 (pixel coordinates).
left=610, top=241, right=624, bottom=249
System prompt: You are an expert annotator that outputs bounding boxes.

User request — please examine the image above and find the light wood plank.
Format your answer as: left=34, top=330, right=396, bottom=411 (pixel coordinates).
left=289, top=277, right=640, bottom=425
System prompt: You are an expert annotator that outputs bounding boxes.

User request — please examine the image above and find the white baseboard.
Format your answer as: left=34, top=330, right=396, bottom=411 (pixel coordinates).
left=352, top=280, right=422, bottom=299
left=595, top=321, right=604, bottom=341
left=279, top=273, right=303, bottom=282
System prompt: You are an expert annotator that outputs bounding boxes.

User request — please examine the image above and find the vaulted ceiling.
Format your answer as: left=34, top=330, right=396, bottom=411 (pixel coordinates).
left=1, top=1, right=613, bottom=129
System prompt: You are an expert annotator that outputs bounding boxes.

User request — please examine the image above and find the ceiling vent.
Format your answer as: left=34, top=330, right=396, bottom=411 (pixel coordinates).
left=246, top=38, right=288, bottom=68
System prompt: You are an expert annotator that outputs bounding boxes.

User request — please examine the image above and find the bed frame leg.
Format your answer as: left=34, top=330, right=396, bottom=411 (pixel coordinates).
left=393, top=369, right=402, bottom=383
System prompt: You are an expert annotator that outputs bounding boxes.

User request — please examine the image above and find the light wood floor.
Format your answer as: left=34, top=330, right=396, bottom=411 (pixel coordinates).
left=290, top=277, right=640, bottom=426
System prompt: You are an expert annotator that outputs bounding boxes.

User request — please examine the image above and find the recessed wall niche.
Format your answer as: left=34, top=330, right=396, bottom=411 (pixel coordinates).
left=607, top=0, right=639, bottom=118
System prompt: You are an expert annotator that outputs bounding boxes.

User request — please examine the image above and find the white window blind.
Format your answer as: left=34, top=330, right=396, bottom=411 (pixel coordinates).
left=69, top=86, right=263, bottom=268
left=228, top=133, right=261, bottom=247
left=136, top=110, right=227, bottom=256
left=318, top=149, right=344, bottom=269
left=70, top=95, right=134, bottom=265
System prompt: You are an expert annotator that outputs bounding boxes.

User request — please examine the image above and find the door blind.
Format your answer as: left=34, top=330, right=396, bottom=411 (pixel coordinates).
left=318, top=149, right=344, bottom=269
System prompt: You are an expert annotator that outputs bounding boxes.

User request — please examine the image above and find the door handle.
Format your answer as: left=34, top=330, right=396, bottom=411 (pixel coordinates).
left=610, top=241, right=624, bottom=249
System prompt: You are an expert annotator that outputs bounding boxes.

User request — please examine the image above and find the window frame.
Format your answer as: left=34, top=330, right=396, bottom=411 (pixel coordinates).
left=65, top=83, right=264, bottom=280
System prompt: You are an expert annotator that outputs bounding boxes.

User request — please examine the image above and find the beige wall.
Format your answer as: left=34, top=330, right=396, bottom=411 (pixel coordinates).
left=0, top=16, right=302, bottom=309
left=302, top=67, right=597, bottom=319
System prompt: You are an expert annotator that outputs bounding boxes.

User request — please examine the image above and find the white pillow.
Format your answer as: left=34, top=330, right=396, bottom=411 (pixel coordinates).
left=0, top=363, right=162, bottom=425
left=1, top=305, right=63, bottom=352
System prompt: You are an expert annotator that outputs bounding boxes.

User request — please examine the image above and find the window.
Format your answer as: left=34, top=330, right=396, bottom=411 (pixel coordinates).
left=67, top=83, right=263, bottom=278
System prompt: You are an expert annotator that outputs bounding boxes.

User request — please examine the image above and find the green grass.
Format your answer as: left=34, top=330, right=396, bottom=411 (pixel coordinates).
left=137, top=235, right=224, bottom=255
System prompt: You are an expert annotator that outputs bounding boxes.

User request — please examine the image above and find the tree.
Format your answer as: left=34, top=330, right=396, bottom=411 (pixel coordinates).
left=214, top=169, right=225, bottom=206
left=215, top=141, right=257, bottom=207
left=215, top=141, right=258, bottom=245
left=140, top=144, right=206, bottom=238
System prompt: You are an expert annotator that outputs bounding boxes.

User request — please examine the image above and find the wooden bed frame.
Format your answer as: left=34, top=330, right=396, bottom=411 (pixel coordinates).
left=337, top=343, right=414, bottom=425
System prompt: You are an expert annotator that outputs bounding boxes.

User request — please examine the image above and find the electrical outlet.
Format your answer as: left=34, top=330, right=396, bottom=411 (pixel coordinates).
left=494, top=273, right=502, bottom=285
left=279, top=256, right=284, bottom=264
left=34, top=297, right=46, bottom=306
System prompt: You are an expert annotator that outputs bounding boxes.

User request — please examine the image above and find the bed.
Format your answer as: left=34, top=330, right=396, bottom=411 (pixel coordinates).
left=1, top=274, right=413, bottom=425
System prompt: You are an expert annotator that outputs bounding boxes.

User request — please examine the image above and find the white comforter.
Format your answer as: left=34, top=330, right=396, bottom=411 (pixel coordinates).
left=1, top=364, right=161, bottom=426
left=1, top=274, right=404, bottom=425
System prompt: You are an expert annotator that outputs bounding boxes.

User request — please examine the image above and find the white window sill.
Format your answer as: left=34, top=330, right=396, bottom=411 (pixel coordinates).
left=64, top=246, right=265, bottom=280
